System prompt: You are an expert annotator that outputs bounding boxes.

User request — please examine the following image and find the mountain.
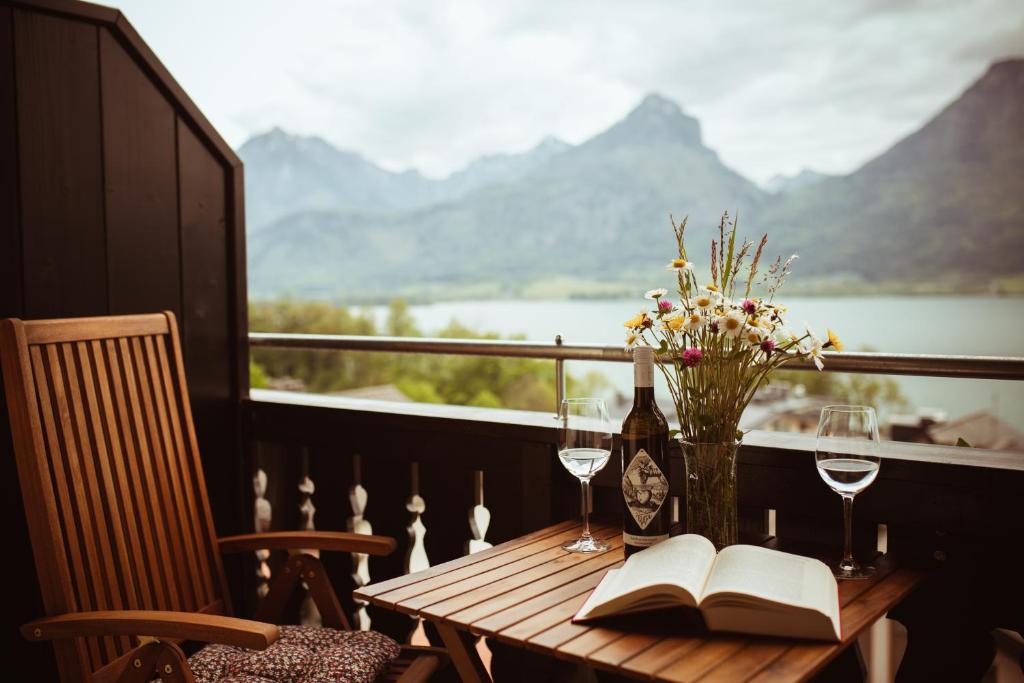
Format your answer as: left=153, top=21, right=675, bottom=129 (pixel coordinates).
left=240, top=128, right=575, bottom=231
left=759, top=59, right=1024, bottom=282
left=239, top=128, right=436, bottom=231
left=764, top=169, right=829, bottom=194
left=247, top=93, right=766, bottom=298
left=442, top=135, right=571, bottom=197
left=245, top=61, right=1024, bottom=299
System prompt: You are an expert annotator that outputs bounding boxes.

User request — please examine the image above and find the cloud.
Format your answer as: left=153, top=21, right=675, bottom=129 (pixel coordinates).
left=115, top=0, right=1023, bottom=184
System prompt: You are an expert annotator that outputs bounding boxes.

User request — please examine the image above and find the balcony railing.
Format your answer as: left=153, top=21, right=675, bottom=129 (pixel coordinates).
left=248, top=332, right=1024, bottom=378
left=250, top=332, right=1024, bottom=412
left=243, top=331, right=1024, bottom=675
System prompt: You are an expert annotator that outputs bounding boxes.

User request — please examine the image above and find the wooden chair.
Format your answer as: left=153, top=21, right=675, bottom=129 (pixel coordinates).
left=0, top=312, right=446, bottom=683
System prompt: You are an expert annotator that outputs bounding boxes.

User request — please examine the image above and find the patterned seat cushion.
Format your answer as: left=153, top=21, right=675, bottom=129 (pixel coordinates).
left=175, top=625, right=401, bottom=683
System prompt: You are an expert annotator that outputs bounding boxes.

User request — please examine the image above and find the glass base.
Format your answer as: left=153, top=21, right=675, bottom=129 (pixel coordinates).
left=562, top=535, right=609, bottom=553
left=833, top=559, right=876, bottom=580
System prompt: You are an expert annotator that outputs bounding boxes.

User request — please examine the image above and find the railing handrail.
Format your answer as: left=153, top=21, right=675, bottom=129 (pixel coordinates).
left=249, top=332, right=1024, bottom=381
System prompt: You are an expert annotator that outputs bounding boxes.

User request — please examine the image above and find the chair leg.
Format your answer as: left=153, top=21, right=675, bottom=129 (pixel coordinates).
left=154, top=643, right=198, bottom=683
left=256, top=553, right=306, bottom=624
left=256, top=552, right=352, bottom=630
left=298, top=554, right=350, bottom=630
left=113, top=641, right=195, bottom=683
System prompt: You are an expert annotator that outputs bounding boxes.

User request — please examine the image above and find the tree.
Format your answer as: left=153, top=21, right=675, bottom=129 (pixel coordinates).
left=249, top=298, right=587, bottom=412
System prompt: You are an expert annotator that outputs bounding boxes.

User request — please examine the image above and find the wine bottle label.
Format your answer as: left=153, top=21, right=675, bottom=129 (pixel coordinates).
left=621, top=449, right=669, bottom=530
left=623, top=532, right=669, bottom=548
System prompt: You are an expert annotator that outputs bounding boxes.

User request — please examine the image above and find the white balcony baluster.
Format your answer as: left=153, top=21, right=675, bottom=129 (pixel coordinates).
left=253, top=469, right=272, bottom=599
left=467, top=470, right=492, bottom=554
left=348, top=454, right=373, bottom=630
left=298, top=472, right=321, bottom=626
left=406, top=461, right=429, bottom=574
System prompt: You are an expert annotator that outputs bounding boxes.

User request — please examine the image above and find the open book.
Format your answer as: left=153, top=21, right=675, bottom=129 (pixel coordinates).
left=574, top=535, right=841, bottom=641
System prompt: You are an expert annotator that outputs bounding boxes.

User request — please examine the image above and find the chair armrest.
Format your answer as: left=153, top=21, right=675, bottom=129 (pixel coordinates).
left=218, top=531, right=397, bottom=556
left=22, top=610, right=279, bottom=650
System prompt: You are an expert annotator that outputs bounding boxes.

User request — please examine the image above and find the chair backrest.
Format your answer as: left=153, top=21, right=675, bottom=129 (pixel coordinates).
left=0, top=312, right=232, bottom=683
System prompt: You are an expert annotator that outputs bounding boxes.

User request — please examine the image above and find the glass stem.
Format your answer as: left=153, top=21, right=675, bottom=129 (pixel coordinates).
left=842, top=493, right=855, bottom=566
left=580, top=479, right=592, bottom=540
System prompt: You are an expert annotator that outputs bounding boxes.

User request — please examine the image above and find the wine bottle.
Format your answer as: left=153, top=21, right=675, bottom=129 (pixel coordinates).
left=621, top=346, right=671, bottom=557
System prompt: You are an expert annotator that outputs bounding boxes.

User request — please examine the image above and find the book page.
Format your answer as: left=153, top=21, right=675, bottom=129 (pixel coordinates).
left=613, top=534, right=717, bottom=599
left=574, top=535, right=716, bottom=620
left=701, top=545, right=839, bottom=619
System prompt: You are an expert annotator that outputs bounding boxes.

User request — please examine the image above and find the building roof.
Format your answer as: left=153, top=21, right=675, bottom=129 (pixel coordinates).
left=928, top=410, right=1024, bottom=451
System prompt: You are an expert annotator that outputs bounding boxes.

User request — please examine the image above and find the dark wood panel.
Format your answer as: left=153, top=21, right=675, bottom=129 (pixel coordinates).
left=177, top=117, right=229, bottom=403
left=177, top=117, right=242, bottom=538
left=99, top=28, right=180, bottom=316
left=0, top=13, right=43, bottom=661
left=0, top=6, right=21, bottom=316
left=14, top=9, right=107, bottom=317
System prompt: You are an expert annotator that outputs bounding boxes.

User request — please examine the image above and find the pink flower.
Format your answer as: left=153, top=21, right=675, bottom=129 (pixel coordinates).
left=760, top=339, right=776, bottom=354
left=682, top=347, right=703, bottom=367
left=742, top=299, right=757, bottom=315
left=658, top=299, right=673, bottom=313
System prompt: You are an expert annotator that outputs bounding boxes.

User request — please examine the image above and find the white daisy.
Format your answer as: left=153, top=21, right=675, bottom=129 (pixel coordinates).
left=772, top=325, right=798, bottom=347
left=625, top=331, right=642, bottom=350
left=741, top=325, right=765, bottom=347
left=666, top=258, right=694, bottom=272
left=683, top=311, right=707, bottom=332
left=645, top=288, right=668, bottom=300
left=716, top=309, right=746, bottom=338
left=806, top=339, right=825, bottom=370
left=689, top=288, right=718, bottom=310
left=800, top=326, right=825, bottom=370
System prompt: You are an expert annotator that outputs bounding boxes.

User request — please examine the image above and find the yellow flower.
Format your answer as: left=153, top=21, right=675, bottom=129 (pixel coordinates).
left=827, top=329, right=843, bottom=352
left=624, top=312, right=651, bottom=329
left=705, top=283, right=719, bottom=292
left=667, top=315, right=685, bottom=331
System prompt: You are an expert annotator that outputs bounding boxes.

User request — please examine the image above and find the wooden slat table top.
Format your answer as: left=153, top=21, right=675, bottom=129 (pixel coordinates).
left=355, top=521, right=926, bottom=683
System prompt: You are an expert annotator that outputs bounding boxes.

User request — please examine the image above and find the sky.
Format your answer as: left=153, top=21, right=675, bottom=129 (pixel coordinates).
left=113, top=0, right=1023, bottom=185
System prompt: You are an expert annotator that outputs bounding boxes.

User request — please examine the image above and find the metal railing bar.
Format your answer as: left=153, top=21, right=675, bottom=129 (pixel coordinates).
left=248, top=332, right=1024, bottom=381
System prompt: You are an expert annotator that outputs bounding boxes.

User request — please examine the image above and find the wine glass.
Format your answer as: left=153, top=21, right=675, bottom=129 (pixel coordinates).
left=816, top=405, right=881, bottom=579
left=558, top=398, right=613, bottom=553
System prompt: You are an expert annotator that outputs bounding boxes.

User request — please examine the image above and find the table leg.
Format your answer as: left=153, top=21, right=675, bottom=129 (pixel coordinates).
left=435, top=622, right=493, bottom=683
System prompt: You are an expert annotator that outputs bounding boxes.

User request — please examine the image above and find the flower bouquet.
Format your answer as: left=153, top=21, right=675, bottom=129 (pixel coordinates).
left=624, top=211, right=841, bottom=547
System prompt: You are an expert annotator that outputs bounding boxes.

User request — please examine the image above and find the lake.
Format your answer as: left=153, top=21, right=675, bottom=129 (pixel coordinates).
left=369, top=296, right=1024, bottom=428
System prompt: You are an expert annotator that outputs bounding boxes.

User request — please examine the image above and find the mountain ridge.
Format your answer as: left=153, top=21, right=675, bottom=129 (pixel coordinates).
left=244, top=60, right=1024, bottom=300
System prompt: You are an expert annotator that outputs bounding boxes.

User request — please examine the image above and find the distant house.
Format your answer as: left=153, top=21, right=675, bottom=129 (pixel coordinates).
left=928, top=411, right=1024, bottom=451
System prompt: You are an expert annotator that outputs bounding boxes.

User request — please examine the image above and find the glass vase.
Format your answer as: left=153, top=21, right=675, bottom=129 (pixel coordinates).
left=682, top=440, right=739, bottom=548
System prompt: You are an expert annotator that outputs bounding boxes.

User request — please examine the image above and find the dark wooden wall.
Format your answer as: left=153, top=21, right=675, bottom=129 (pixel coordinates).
left=0, top=1, right=248, bottom=678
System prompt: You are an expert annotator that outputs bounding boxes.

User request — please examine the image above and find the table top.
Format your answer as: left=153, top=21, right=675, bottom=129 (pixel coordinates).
left=355, top=520, right=925, bottom=683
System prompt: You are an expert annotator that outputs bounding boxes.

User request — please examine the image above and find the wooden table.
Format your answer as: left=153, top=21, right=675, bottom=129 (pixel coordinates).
left=354, top=520, right=925, bottom=682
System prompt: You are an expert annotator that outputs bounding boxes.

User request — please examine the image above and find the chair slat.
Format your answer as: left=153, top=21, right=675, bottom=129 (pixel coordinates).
left=105, top=337, right=171, bottom=611
left=61, top=342, right=133, bottom=657
left=89, top=339, right=153, bottom=611
left=154, top=337, right=217, bottom=605
left=139, top=335, right=201, bottom=610
left=31, top=344, right=105, bottom=670
left=118, top=336, right=183, bottom=609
